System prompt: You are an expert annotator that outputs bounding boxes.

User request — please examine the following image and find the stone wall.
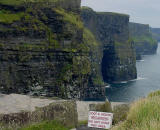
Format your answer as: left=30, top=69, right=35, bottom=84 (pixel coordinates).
left=0, top=98, right=77, bottom=129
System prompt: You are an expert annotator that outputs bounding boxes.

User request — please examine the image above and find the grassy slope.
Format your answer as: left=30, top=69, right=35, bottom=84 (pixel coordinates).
left=0, top=10, right=24, bottom=24
left=112, top=91, right=160, bottom=130
left=19, top=120, right=70, bottom=130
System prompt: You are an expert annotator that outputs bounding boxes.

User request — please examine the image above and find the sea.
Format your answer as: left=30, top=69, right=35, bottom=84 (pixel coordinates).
left=106, top=43, right=160, bottom=102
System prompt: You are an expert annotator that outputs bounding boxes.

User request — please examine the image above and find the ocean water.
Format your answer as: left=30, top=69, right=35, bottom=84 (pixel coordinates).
left=106, top=44, right=160, bottom=102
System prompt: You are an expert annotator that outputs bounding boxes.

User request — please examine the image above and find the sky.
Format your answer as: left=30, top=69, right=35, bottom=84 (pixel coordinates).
left=81, top=0, right=160, bottom=28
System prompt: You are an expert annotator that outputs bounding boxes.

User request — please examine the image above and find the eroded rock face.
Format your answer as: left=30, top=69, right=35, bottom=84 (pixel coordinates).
left=81, top=7, right=137, bottom=83
left=129, top=22, right=158, bottom=60
left=0, top=0, right=105, bottom=100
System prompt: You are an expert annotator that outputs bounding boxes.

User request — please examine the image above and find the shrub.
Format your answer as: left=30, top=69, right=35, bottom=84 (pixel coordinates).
left=148, top=90, right=160, bottom=98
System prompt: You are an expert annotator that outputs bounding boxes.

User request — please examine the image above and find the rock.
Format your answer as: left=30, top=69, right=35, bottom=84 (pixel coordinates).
left=0, top=0, right=105, bottom=100
left=81, top=7, right=137, bottom=83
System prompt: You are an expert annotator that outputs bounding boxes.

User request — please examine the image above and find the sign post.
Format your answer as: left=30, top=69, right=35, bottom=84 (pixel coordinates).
left=88, top=111, right=113, bottom=129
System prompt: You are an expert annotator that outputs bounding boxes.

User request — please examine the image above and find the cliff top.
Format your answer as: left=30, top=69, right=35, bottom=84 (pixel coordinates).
left=0, top=0, right=63, bottom=6
left=129, top=22, right=150, bottom=37
left=0, top=0, right=81, bottom=11
left=81, top=6, right=129, bottom=17
left=130, top=22, right=149, bottom=27
left=97, top=12, right=129, bottom=17
left=81, top=6, right=93, bottom=11
left=129, top=22, right=157, bottom=45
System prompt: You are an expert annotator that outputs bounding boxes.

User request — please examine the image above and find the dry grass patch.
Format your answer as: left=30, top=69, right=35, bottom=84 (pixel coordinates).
left=112, top=92, right=160, bottom=130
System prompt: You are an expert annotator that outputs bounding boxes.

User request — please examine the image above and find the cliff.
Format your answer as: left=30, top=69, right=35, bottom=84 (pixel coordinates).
left=129, top=22, right=158, bottom=59
left=0, top=0, right=105, bottom=100
left=151, top=28, right=160, bottom=42
left=81, top=7, right=137, bottom=83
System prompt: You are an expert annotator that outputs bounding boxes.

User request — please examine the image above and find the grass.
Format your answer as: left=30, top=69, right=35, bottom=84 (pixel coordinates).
left=54, top=8, right=83, bottom=29
left=112, top=91, right=160, bottom=130
left=97, top=12, right=129, bottom=17
left=0, top=0, right=24, bottom=6
left=114, top=39, right=136, bottom=63
left=83, top=28, right=98, bottom=46
left=132, top=35, right=157, bottom=45
left=148, top=90, right=160, bottom=98
left=19, top=120, right=70, bottom=130
left=112, top=104, right=130, bottom=125
left=77, top=120, right=88, bottom=127
left=0, top=0, right=62, bottom=6
left=0, top=10, right=24, bottom=24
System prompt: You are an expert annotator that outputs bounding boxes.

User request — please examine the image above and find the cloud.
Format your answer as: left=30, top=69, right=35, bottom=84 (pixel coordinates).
left=81, top=0, right=160, bottom=27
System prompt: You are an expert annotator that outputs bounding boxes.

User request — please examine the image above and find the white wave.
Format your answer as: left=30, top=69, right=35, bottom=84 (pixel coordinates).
left=120, top=81, right=128, bottom=84
left=130, top=77, right=147, bottom=82
left=137, top=60, right=145, bottom=62
left=137, top=77, right=147, bottom=80
left=105, top=85, right=110, bottom=88
left=119, top=77, right=147, bottom=84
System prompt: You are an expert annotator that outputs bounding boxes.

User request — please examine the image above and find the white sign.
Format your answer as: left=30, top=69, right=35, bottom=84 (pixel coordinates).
left=88, top=111, right=113, bottom=129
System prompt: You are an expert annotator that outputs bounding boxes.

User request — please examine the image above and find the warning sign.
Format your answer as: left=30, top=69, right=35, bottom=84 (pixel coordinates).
left=88, top=111, right=113, bottom=129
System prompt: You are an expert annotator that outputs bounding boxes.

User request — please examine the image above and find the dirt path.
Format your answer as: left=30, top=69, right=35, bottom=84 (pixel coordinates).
left=0, top=94, right=59, bottom=114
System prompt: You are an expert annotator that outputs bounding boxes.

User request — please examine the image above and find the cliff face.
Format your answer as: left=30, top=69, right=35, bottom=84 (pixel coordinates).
left=151, top=28, right=160, bottom=42
left=81, top=7, right=137, bottom=83
left=0, top=0, right=105, bottom=100
left=129, top=23, right=158, bottom=59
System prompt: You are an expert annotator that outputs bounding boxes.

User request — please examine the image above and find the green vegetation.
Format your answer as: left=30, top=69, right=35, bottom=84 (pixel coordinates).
left=112, top=104, right=130, bottom=125
left=81, top=6, right=129, bottom=17
left=132, top=35, right=157, bottom=45
left=92, top=76, right=104, bottom=86
left=77, top=120, right=88, bottom=127
left=0, top=43, right=46, bottom=51
left=83, top=28, right=98, bottom=46
left=0, top=0, right=62, bottom=6
left=73, top=56, right=91, bottom=75
left=112, top=91, right=160, bottom=130
left=81, top=6, right=94, bottom=12
left=0, top=10, right=24, bottom=24
left=19, top=120, right=69, bottom=130
left=114, top=39, right=135, bottom=63
left=148, top=90, right=160, bottom=98
left=97, top=12, right=129, bottom=17
left=0, top=0, right=24, bottom=6
left=0, top=120, right=70, bottom=130
left=54, top=8, right=83, bottom=29
left=83, top=28, right=104, bottom=86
